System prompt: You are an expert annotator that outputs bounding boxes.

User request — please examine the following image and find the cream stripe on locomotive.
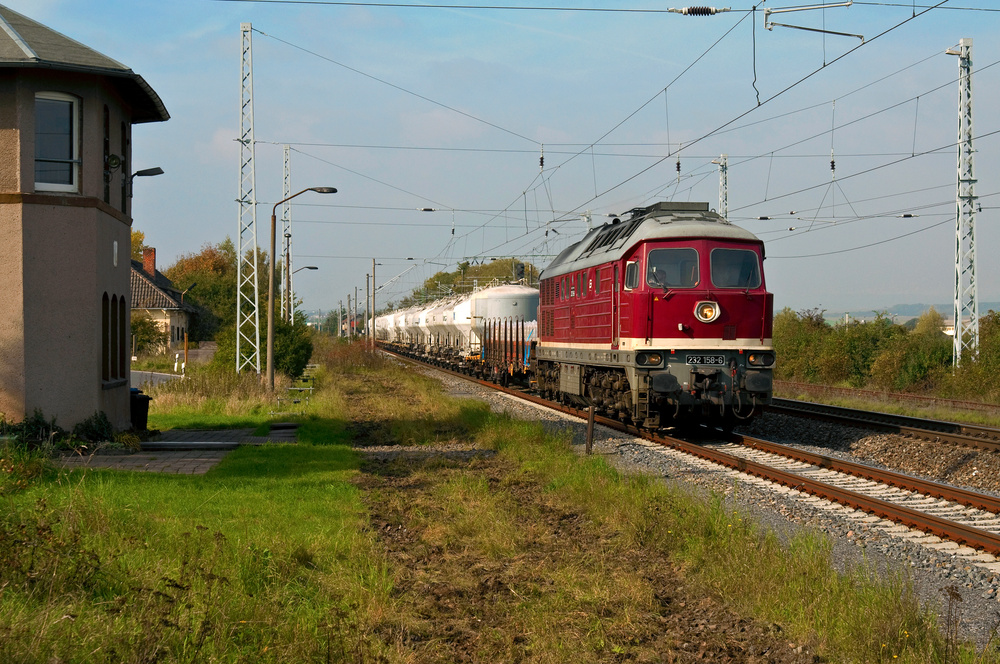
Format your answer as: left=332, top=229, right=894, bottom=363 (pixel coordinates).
left=538, top=339, right=773, bottom=352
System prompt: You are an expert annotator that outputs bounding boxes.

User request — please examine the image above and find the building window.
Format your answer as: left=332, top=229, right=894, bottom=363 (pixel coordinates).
left=118, top=296, right=127, bottom=378
left=110, top=295, right=119, bottom=379
left=120, top=122, right=129, bottom=211
left=35, top=92, right=80, bottom=192
left=103, top=105, right=110, bottom=203
left=102, top=293, right=110, bottom=381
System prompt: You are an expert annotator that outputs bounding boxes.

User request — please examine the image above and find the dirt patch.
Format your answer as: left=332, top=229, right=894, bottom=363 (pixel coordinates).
left=353, top=449, right=821, bottom=663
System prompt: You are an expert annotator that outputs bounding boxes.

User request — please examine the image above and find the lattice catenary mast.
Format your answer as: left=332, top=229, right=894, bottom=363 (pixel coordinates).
left=236, top=23, right=261, bottom=373
left=950, top=38, right=979, bottom=367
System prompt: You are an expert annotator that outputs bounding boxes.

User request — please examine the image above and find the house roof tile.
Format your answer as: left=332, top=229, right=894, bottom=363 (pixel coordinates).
left=131, top=260, right=195, bottom=312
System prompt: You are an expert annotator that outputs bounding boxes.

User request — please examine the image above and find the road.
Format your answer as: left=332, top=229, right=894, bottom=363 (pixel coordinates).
left=131, top=370, right=181, bottom=389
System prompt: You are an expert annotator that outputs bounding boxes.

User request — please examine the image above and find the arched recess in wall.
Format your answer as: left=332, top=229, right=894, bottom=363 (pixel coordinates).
left=102, top=292, right=110, bottom=381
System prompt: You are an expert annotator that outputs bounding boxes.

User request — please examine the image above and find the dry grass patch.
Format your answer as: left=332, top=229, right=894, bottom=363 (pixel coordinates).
left=354, top=451, right=821, bottom=663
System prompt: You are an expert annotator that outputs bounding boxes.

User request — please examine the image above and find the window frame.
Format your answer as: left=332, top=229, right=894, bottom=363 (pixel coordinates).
left=646, top=247, right=700, bottom=290
left=709, top=247, right=762, bottom=290
left=624, top=261, right=640, bottom=291
left=35, top=92, right=81, bottom=193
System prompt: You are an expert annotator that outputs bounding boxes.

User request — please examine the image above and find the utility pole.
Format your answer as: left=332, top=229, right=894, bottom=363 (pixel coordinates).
left=354, top=286, right=358, bottom=340
left=949, top=38, right=979, bottom=366
left=365, top=274, right=370, bottom=349
left=347, top=294, right=352, bottom=339
left=236, top=22, right=261, bottom=374
left=281, top=144, right=292, bottom=322
left=371, top=258, right=377, bottom=350
left=283, top=232, right=291, bottom=322
left=338, top=299, right=343, bottom=338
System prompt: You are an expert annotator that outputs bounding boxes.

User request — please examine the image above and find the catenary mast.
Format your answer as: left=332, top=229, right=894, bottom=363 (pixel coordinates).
left=951, top=38, right=979, bottom=367
left=236, top=23, right=261, bottom=373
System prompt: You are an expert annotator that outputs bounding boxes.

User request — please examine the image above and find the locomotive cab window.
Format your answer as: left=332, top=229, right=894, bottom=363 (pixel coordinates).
left=624, top=261, right=640, bottom=290
left=710, top=248, right=761, bottom=289
left=647, top=248, right=699, bottom=289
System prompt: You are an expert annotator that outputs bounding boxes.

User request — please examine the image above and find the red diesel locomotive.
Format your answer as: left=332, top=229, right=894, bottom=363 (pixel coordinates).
left=533, top=201, right=774, bottom=429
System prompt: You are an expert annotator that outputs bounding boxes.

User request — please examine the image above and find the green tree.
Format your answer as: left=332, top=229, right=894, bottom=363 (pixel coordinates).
left=163, top=239, right=239, bottom=338
left=869, top=309, right=952, bottom=392
left=817, top=314, right=905, bottom=387
left=772, top=307, right=830, bottom=381
left=131, top=228, right=151, bottom=261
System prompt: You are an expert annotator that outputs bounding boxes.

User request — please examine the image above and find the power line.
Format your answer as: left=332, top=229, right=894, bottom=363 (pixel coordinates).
left=769, top=218, right=951, bottom=258
left=214, top=0, right=706, bottom=12
left=464, top=1, right=952, bottom=263
left=259, top=140, right=955, bottom=160
left=729, top=127, right=1000, bottom=213
left=252, top=27, right=539, bottom=145
left=551, top=0, right=952, bottom=222
left=854, top=2, right=1000, bottom=10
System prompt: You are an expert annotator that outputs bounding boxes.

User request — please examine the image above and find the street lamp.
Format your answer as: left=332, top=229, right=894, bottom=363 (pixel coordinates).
left=287, top=265, right=318, bottom=323
left=283, top=232, right=292, bottom=323
left=128, top=166, right=163, bottom=197
left=268, top=186, right=336, bottom=390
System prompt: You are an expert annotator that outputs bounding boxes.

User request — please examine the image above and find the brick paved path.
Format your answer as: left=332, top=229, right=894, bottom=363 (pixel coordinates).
left=57, top=449, right=230, bottom=475
left=56, top=425, right=298, bottom=475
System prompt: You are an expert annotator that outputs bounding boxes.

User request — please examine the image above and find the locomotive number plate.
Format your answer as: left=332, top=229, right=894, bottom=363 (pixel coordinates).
left=685, top=354, right=725, bottom=366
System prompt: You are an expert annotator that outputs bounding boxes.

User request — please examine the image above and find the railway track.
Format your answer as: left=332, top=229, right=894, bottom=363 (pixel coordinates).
left=768, top=398, right=1000, bottom=452
left=382, top=347, right=1000, bottom=558
left=775, top=380, right=997, bottom=415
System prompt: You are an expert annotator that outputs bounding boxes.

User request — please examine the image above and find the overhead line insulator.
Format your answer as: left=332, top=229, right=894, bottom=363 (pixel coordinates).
left=667, top=6, right=731, bottom=16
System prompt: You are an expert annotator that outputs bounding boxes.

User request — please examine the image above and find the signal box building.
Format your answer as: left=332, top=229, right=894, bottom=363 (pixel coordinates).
left=0, top=6, right=168, bottom=430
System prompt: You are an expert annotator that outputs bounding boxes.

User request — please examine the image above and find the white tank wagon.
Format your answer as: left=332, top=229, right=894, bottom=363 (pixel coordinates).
left=376, top=284, right=539, bottom=377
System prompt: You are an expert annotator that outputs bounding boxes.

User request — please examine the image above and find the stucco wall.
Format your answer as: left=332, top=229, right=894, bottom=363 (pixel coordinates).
left=0, top=203, right=25, bottom=422
left=0, top=69, right=135, bottom=431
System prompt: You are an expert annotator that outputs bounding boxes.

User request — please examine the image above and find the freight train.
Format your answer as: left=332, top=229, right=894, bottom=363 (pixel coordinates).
left=376, top=201, right=774, bottom=429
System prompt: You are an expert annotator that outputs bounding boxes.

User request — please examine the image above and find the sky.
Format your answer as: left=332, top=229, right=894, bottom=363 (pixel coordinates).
left=10, top=0, right=1000, bottom=316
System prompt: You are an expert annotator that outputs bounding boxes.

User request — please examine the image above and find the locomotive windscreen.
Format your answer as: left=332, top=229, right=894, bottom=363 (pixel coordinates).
left=709, top=248, right=761, bottom=289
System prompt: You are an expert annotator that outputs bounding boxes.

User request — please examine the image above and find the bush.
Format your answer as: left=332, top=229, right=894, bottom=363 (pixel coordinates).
left=72, top=411, right=114, bottom=443
left=211, top=316, right=314, bottom=379
left=772, top=308, right=830, bottom=381
left=0, top=410, right=65, bottom=450
left=131, top=312, right=168, bottom=354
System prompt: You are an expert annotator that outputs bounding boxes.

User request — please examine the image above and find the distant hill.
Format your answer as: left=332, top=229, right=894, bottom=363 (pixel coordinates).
left=823, top=303, right=1000, bottom=324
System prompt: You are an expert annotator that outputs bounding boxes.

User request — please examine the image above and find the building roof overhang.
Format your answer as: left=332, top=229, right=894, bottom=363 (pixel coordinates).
left=0, top=5, right=169, bottom=123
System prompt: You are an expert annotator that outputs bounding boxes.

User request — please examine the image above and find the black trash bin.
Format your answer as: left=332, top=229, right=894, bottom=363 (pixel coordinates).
left=130, top=387, right=152, bottom=431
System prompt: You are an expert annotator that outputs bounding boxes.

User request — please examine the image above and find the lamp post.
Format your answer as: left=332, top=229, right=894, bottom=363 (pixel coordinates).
left=268, top=187, right=336, bottom=390
left=283, top=232, right=292, bottom=322
left=370, top=259, right=381, bottom=350
left=128, top=166, right=163, bottom=197
left=288, top=265, right=318, bottom=323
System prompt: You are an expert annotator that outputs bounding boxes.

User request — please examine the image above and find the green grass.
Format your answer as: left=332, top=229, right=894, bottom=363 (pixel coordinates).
left=0, top=441, right=396, bottom=663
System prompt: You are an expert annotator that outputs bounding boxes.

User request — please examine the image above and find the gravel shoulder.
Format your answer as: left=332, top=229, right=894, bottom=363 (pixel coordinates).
left=422, top=367, right=1000, bottom=651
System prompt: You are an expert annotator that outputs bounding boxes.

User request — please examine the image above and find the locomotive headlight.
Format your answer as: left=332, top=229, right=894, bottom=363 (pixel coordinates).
left=636, top=352, right=663, bottom=366
left=694, top=301, right=720, bottom=323
left=748, top=352, right=775, bottom=367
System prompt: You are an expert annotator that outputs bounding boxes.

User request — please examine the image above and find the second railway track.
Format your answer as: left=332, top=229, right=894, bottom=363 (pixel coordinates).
left=768, top=398, right=1000, bottom=452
